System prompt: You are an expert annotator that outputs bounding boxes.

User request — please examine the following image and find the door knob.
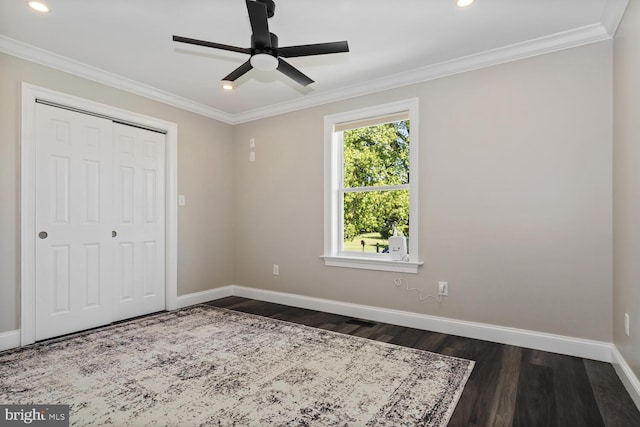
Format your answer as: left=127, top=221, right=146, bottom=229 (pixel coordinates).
left=112, top=231, right=117, bottom=238
left=38, top=231, right=48, bottom=239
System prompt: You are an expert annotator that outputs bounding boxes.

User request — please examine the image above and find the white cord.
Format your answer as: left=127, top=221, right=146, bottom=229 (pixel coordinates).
left=393, top=278, right=443, bottom=303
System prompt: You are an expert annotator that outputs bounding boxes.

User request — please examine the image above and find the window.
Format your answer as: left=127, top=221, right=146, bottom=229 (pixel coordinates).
left=323, top=99, right=421, bottom=273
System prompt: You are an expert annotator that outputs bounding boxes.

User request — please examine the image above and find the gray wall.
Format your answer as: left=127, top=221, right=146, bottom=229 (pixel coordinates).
left=1, top=40, right=616, bottom=346
left=233, top=41, right=614, bottom=342
left=613, top=0, right=640, bottom=379
left=0, top=53, right=236, bottom=333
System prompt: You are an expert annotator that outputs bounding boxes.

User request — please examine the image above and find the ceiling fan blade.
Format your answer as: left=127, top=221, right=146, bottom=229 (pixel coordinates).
left=246, top=0, right=271, bottom=48
left=222, top=60, right=253, bottom=82
left=173, top=35, right=250, bottom=55
left=277, top=58, right=314, bottom=86
left=278, top=41, right=349, bottom=58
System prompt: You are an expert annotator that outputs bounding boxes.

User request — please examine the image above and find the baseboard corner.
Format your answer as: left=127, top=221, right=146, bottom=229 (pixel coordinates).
left=176, top=286, right=234, bottom=309
left=611, top=345, right=640, bottom=410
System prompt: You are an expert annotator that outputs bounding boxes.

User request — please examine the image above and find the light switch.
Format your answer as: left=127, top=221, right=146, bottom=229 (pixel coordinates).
left=178, top=195, right=186, bottom=206
left=249, top=138, right=255, bottom=148
left=249, top=151, right=255, bottom=162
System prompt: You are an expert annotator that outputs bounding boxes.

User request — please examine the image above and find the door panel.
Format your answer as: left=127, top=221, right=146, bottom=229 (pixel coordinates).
left=83, top=160, right=101, bottom=223
left=82, top=243, right=101, bottom=307
left=113, top=124, right=165, bottom=321
left=50, top=244, right=70, bottom=313
left=35, top=104, right=114, bottom=340
left=51, top=156, right=70, bottom=224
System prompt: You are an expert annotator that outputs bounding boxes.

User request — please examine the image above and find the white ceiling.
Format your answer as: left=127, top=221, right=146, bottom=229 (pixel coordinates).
left=0, top=0, right=628, bottom=124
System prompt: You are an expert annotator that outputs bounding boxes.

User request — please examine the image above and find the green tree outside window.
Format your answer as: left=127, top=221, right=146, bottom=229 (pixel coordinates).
left=342, top=120, right=410, bottom=252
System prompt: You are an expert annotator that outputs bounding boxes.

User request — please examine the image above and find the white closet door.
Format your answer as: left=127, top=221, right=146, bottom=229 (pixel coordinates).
left=34, top=104, right=114, bottom=340
left=113, top=123, right=166, bottom=321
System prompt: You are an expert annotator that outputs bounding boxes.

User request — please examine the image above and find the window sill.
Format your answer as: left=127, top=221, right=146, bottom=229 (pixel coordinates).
left=322, top=256, right=423, bottom=274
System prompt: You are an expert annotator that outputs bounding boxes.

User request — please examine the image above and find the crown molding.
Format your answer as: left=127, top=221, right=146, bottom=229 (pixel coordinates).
left=0, top=35, right=236, bottom=124
left=231, top=22, right=611, bottom=124
left=1, top=14, right=620, bottom=126
left=601, top=0, right=629, bottom=36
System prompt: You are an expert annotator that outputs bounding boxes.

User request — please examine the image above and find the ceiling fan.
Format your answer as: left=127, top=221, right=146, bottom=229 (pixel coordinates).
left=172, top=0, right=349, bottom=87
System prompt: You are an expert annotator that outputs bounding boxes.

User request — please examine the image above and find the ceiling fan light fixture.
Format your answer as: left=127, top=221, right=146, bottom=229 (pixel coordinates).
left=222, top=81, right=234, bottom=91
left=456, top=0, right=474, bottom=7
left=172, top=0, right=349, bottom=86
left=250, top=53, right=278, bottom=71
left=27, top=1, right=50, bottom=13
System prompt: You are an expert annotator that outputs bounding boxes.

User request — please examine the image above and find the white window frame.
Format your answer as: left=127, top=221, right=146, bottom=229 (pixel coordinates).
left=323, top=98, right=422, bottom=273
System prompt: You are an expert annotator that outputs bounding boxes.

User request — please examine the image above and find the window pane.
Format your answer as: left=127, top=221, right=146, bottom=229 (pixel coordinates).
left=343, top=189, right=409, bottom=253
left=343, top=121, right=410, bottom=188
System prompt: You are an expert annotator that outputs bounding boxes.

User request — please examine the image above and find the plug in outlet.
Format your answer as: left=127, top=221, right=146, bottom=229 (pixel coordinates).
left=273, top=264, right=279, bottom=276
left=625, top=313, right=630, bottom=337
left=438, top=281, right=448, bottom=296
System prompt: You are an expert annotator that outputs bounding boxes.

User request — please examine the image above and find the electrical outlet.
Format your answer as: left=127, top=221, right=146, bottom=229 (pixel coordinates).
left=438, top=281, right=448, bottom=296
left=625, top=313, right=630, bottom=337
left=249, top=138, right=255, bottom=148
left=273, top=264, right=279, bottom=276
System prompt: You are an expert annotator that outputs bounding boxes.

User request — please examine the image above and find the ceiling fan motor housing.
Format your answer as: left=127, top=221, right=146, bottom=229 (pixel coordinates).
left=251, top=32, right=278, bottom=57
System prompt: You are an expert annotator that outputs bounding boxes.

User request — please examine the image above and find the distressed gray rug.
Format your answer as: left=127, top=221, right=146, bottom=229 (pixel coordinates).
left=0, top=305, right=473, bottom=426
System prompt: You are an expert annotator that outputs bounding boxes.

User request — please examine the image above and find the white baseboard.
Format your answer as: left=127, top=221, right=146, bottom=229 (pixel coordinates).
left=0, top=330, right=20, bottom=352
left=4, top=284, right=637, bottom=410
left=175, top=286, right=234, bottom=309
left=0, top=285, right=616, bottom=364
left=0, top=287, right=235, bottom=353
left=0, top=285, right=621, bottom=368
left=611, top=346, right=640, bottom=410
left=231, top=285, right=613, bottom=363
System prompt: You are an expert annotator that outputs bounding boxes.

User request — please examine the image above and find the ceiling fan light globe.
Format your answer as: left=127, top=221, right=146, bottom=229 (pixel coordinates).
left=250, top=54, right=278, bottom=71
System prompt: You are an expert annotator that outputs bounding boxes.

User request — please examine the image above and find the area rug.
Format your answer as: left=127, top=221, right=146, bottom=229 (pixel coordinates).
left=0, top=305, right=474, bottom=426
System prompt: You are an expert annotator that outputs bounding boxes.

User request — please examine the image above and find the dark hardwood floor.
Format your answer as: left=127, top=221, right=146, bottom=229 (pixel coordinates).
left=206, top=296, right=640, bottom=427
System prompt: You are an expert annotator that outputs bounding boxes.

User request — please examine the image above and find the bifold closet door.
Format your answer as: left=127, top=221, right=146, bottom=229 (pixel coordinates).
left=112, top=123, right=166, bottom=321
left=34, top=103, right=114, bottom=340
left=34, top=103, right=166, bottom=341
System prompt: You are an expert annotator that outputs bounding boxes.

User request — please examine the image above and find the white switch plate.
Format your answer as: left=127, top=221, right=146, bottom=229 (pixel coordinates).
left=178, top=195, right=186, bottom=206
left=249, top=151, right=255, bottom=162
left=249, top=138, right=255, bottom=148
left=273, top=264, right=279, bottom=275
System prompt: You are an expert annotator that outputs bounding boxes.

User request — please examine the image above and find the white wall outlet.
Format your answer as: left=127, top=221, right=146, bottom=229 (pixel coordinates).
left=438, top=281, right=448, bottom=296
left=178, top=195, right=186, bottom=206
left=249, top=151, right=255, bottom=162
left=249, top=138, right=255, bottom=148
left=625, top=313, right=630, bottom=337
left=273, top=264, right=279, bottom=275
